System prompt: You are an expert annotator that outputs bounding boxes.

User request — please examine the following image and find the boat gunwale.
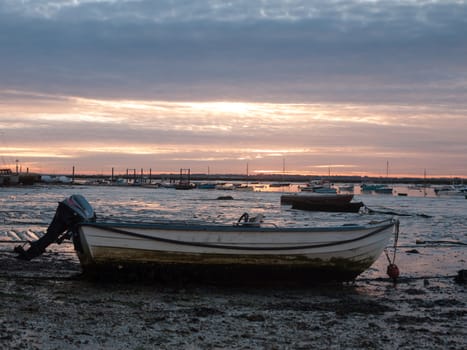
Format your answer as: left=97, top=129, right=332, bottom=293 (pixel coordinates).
left=79, top=218, right=396, bottom=233
left=77, top=219, right=397, bottom=252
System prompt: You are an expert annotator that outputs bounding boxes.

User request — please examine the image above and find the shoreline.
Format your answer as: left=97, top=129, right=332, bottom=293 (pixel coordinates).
left=1, top=244, right=465, bottom=349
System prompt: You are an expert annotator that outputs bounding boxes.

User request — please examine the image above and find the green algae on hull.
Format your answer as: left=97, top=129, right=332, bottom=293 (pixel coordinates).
left=78, top=247, right=376, bottom=285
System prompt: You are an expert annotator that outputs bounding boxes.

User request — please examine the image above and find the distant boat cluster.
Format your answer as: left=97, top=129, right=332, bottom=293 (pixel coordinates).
left=432, top=184, right=467, bottom=197
left=2, top=167, right=467, bottom=199
left=0, top=168, right=39, bottom=186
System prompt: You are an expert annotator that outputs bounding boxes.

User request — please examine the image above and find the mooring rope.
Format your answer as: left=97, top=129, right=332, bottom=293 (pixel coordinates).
left=365, top=207, right=432, bottom=218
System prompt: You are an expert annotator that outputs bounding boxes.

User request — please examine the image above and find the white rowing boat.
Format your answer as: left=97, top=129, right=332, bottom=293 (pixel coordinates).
left=73, top=214, right=398, bottom=283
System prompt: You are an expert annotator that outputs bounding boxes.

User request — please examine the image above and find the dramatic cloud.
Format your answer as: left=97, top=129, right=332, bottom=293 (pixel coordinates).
left=0, top=1, right=466, bottom=176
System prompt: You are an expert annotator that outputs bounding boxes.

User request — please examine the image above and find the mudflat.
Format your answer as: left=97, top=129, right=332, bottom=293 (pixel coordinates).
left=1, top=244, right=465, bottom=350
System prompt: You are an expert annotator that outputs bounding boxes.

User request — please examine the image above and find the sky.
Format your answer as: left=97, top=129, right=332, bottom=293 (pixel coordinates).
left=0, top=0, right=466, bottom=178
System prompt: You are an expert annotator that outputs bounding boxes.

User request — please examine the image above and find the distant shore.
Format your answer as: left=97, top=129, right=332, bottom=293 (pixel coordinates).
left=1, top=171, right=466, bottom=187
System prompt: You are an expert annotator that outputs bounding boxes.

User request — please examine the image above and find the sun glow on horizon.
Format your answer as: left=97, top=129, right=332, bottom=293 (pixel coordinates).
left=1, top=89, right=467, bottom=177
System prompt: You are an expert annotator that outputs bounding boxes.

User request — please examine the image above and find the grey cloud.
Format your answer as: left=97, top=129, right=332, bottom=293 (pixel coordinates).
left=0, top=1, right=466, bottom=103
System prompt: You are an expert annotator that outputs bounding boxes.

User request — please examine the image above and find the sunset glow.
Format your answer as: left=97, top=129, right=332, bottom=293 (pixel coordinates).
left=2, top=90, right=466, bottom=177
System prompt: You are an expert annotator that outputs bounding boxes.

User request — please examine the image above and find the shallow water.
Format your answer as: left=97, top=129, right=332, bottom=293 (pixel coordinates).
left=1, top=184, right=466, bottom=349
left=1, top=184, right=466, bottom=279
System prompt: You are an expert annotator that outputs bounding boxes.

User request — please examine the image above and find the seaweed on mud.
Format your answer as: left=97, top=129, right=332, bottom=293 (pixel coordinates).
left=389, top=314, right=433, bottom=325
left=438, top=309, right=467, bottom=318
left=189, top=306, right=225, bottom=318
left=409, top=297, right=465, bottom=309
left=326, top=299, right=395, bottom=315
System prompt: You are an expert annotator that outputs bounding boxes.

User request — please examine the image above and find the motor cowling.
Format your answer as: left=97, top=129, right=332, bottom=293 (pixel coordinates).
left=61, top=194, right=95, bottom=222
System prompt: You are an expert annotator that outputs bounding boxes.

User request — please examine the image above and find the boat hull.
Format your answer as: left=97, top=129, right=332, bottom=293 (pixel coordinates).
left=281, top=194, right=363, bottom=213
left=280, top=194, right=354, bottom=205
left=291, top=201, right=364, bottom=213
left=74, top=219, right=397, bottom=283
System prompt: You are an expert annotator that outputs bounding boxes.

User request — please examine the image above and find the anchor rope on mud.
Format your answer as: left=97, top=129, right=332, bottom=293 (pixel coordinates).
left=384, top=220, right=400, bottom=281
left=356, top=274, right=460, bottom=283
left=365, top=207, right=432, bottom=218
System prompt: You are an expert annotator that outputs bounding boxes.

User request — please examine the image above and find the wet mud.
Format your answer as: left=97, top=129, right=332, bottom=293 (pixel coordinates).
left=1, top=244, right=465, bottom=350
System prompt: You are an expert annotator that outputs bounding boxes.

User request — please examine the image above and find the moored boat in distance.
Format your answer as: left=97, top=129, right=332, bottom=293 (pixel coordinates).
left=281, top=194, right=363, bottom=213
left=338, top=184, right=354, bottom=192
left=433, top=185, right=467, bottom=197
left=361, top=183, right=393, bottom=194
left=269, top=182, right=290, bottom=188
left=361, top=183, right=386, bottom=191
left=174, top=182, right=196, bottom=190
left=300, top=180, right=337, bottom=194
left=196, top=182, right=217, bottom=189
left=215, top=183, right=235, bottom=190
left=373, top=187, right=393, bottom=194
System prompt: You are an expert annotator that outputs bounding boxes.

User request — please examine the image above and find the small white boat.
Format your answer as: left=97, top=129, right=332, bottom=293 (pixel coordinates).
left=434, top=185, right=467, bottom=196
left=300, top=180, right=337, bottom=194
left=338, top=185, right=354, bottom=192
left=72, top=211, right=398, bottom=283
left=234, top=184, right=255, bottom=191
left=215, top=183, right=235, bottom=190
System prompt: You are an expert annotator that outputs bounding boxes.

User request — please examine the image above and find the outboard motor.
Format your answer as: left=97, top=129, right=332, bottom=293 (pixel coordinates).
left=14, top=194, right=95, bottom=260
